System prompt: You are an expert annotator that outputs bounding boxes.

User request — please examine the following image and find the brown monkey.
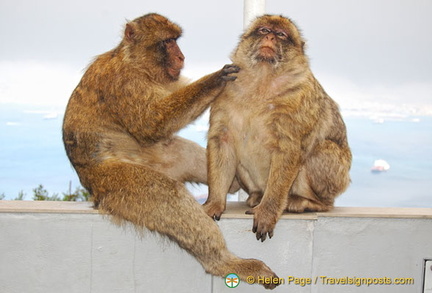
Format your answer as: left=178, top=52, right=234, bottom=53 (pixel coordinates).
left=204, top=15, right=352, bottom=242
left=63, top=13, right=278, bottom=289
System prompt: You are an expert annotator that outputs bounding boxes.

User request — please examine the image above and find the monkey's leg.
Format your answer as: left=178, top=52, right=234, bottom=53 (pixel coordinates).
left=203, top=135, right=238, bottom=220
left=157, top=135, right=208, bottom=184
left=90, top=162, right=279, bottom=289
left=124, top=135, right=207, bottom=184
left=97, top=133, right=207, bottom=184
left=132, top=135, right=239, bottom=193
left=246, top=150, right=301, bottom=241
left=236, top=164, right=263, bottom=207
left=287, top=140, right=351, bottom=212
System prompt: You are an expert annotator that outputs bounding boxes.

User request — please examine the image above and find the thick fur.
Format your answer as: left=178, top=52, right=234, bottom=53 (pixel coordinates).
left=63, top=13, right=278, bottom=289
left=204, top=15, right=352, bottom=241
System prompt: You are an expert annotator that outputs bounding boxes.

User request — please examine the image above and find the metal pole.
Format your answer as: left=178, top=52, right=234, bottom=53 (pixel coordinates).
left=243, top=0, right=266, bottom=29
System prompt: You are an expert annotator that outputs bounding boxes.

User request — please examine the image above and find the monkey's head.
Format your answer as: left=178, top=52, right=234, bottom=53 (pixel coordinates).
left=122, top=13, right=185, bottom=81
left=231, top=15, right=307, bottom=70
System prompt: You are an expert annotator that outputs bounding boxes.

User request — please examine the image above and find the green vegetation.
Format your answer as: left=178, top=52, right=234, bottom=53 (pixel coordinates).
left=0, top=182, right=90, bottom=201
left=15, top=191, right=26, bottom=200
left=61, top=184, right=90, bottom=202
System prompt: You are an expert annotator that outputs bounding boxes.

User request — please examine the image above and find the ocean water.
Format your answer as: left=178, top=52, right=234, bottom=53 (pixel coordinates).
left=1, top=104, right=431, bottom=208
left=340, top=116, right=432, bottom=208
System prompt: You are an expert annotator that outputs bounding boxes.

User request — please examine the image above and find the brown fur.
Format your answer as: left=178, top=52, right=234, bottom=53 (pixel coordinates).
left=63, top=13, right=278, bottom=289
left=204, top=15, right=352, bottom=241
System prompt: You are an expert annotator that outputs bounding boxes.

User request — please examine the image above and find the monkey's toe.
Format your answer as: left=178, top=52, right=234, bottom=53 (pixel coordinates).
left=246, top=192, right=263, bottom=207
left=246, top=207, right=277, bottom=242
left=202, top=202, right=225, bottom=221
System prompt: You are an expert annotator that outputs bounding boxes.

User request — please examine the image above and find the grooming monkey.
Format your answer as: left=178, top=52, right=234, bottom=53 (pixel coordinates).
left=204, top=15, right=352, bottom=242
left=63, top=13, right=278, bottom=289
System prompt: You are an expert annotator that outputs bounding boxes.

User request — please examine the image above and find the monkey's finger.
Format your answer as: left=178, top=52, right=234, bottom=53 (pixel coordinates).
left=252, top=219, right=267, bottom=242
left=268, top=230, right=274, bottom=239
left=257, top=231, right=268, bottom=242
left=250, top=217, right=258, bottom=234
left=221, top=76, right=237, bottom=81
left=254, top=220, right=273, bottom=241
left=245, top=208, right=255, bottom=215
left=252, top=223, right=257, bottom=234
left=256, top=223, right=270, bottom=242
left=222, top=64, right=241, bottom=74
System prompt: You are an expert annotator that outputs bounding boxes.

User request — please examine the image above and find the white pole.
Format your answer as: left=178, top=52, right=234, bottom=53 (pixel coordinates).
left=243, top=0, right=266, bottom=29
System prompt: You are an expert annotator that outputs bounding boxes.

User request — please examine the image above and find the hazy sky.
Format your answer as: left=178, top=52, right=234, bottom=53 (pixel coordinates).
left=0, top=0, right=431, bottom=110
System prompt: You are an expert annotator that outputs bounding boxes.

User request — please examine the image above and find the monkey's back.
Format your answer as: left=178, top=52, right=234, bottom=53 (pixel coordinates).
left=62, top=52, right=151, bottom=170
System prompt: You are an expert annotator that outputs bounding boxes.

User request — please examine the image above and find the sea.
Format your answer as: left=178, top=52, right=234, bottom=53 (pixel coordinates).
left=1, top=104, right=431, bottom=208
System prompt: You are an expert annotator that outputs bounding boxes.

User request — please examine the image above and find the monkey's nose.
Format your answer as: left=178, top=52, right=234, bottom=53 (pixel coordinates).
left=266, top=34, right=275, bottom=41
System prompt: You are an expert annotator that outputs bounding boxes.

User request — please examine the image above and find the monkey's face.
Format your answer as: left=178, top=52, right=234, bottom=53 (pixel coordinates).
left=160, top=38, right=185, bottom=80
left=124, top=13, right=184, bottom=81
left=233, top=15, right=305, bottom=69
left=252, top=26, right=290, bottom=63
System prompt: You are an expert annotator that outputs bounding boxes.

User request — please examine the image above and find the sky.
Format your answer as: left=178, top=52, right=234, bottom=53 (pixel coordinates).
left=0, top=0, right=431, bottom=113
left=0, top=0, right=431, bottom=204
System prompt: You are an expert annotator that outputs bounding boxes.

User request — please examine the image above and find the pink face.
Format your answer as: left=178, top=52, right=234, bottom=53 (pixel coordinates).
left=164, top=38, right=185, bottom=80
left=255, top=26, right=289, bottom=61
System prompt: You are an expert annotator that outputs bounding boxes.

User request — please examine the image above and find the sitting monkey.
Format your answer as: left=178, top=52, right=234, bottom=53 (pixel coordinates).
left=204, top=15, right=352, bottom=242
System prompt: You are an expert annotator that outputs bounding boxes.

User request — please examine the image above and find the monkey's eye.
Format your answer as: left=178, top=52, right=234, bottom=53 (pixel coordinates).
left=275, top=31, right=288, bottom=40
left=163, top=38, right=177, bottom=44
left=162, top=38, right=179, bottom=47
left=258, top=27, right=271, bottom=35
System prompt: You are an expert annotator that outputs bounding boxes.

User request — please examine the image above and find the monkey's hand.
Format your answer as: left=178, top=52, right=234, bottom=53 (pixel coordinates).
left=220, top=64, right=240, bottom=81
left=202, top=201, right=225, bottom=221
left=245, top=205, right=278, bottom=242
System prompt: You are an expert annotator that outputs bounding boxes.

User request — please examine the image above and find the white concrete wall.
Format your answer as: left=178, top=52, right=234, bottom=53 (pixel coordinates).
left=0, top=201, right=431, bottom=293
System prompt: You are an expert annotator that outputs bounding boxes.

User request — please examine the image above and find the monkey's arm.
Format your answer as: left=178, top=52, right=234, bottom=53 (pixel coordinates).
left=148, top=72, right=229, bottom=136
left=203, top=123, right=238, bottom=219
left=246, top=144, right=301, bottom=242
left=111, top=65, right=238, bottom=144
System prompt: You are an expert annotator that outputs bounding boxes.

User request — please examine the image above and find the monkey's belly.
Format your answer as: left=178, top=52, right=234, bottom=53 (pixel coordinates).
left=235, top=132, right=271, bottom=193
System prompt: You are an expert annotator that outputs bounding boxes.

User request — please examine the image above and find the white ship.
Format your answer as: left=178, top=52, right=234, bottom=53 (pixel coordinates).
left=371, top=159, right=390, bottom=173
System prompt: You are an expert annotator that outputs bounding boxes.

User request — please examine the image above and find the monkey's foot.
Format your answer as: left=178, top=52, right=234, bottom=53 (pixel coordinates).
left=234, top=259, right=280, bottom=290
left=245, top=205, right=278, bottom=242
left=202, top=201, right=225, bottom=221
left=286, top=195, right=332, bottom=213
left=246, top=192, right=263, bottom=207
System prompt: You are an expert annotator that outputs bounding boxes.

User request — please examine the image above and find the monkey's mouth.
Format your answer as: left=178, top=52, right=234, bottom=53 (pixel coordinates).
left=256, top=46, right=277, bottom=63
left=261, top=45, right=274, bottom=50
left=260, top=46, right=276, bottom=54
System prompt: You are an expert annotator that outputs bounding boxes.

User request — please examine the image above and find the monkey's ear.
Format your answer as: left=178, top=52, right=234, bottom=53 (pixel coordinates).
left=125, top=23, right=135, bottom=42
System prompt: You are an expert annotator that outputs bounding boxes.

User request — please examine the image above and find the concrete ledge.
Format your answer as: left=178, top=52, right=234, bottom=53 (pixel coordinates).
left=0, top=200, right=97, bottom=214
left=1, top=200, right=432, bottom=219
left=1, top=201, right=431, bottom=293
left=223, top=202, right=432, bottom=219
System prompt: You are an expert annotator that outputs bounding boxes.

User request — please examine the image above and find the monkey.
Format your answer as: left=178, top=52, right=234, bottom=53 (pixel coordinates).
left=204, top=15, right=352, bottom=242
left=62, top=13, right=279, bottom=289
